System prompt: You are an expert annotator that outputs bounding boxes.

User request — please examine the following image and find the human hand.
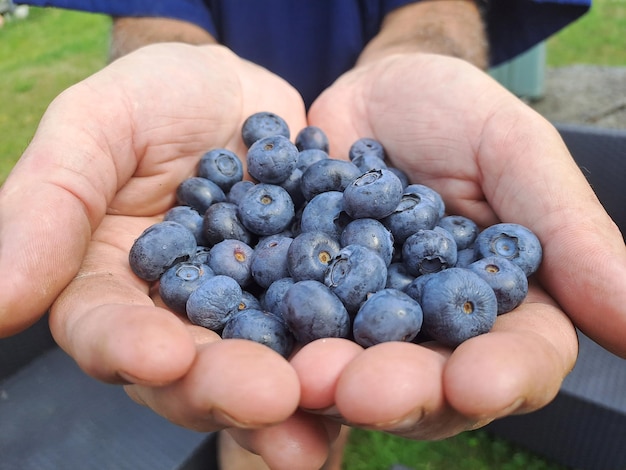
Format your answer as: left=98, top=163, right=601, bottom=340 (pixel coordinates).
left=292, top=52, right=626, bottom=440
left=0, top=43, right=344, bottom=467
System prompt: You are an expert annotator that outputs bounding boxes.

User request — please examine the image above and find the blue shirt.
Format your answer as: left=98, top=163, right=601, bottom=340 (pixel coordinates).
left=19, top=0, right=591, bottom=106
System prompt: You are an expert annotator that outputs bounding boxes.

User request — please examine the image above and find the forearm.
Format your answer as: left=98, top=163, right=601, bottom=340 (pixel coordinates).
left=357, top=0, right=488, bottom=70
left=110, top=17, right=217, bottom=61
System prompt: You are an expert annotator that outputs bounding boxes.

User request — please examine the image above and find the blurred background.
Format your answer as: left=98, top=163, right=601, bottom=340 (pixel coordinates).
left=0, top=3, right=624, bottom=469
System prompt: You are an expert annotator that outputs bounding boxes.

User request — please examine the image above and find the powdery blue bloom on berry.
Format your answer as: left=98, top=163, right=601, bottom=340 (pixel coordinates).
left=262, top=277, right=295, bottom=317
left=250, top=235, right=293, bottom=288
left=468, top=255, right=529, bottom=314
left=386, top=262, right=416, bottom=291
left=382, top=190, right=439, bottom=245
left=402, top=227, right=458, bottom=277
left=474, top=223, right=542, bottom=276
left=197, top=148, right=244, bottom=192
left=176, top=176, right=226, bottom=214
left=246, top=134, right=298, bottom=184
left=348, top=137, right=386, bottom=162
left=208, top=239, right=254, bottom=287
left=287, top=231, right=341, bottom=282
left=300, top=191, right=351, bottom=240
left=164, top=205, right=205, bottom=245
left=300, top=159, right=362, bottom=201
left=437, top=215, right=479, bottom=251
left=343, top=169, right=404, bottom=220
left=222, top=308, right=295, bottom=358
left=420, top=268, right=498, bottom=348
left=281, top=280, right=350, bottom=344
left=159, top=261, right=214, bottom=315
left=241, top=111, right=290, bottom=148
left=324, top=244, right=388, bottom=313
left=340, top=218, right=395, bottom=266
left=353, top=288, right=423, bottom=348
left=237, top=183, right=295, bottom=236
left=295, top=125, right=329, bottom=152
left=202, top=201, right=254, bottom=247
left=404, top=183, right=445, bottom=219
left=129, top=221, right=197, bottom=282
left=186, top=275, right=243, bottom=331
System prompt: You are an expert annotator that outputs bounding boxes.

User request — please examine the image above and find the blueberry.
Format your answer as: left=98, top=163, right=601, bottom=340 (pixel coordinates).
left=388, top=167, right=410, bottom=189
left=420, top=268, right=498, bottom=347
left=300, top=158, right=362, bottom=201
left=159, top=261, right=214, bottom=315
left=402, top=227, right=458, bottom=276
left=287, top=231, right=341, bottom=282
left=237, top=183, right=295, bottom=236
left=222, top=309, right=295, bottom=358
left=340, top=218, right=395, bottom=266
left=474, top=223, right=542, bottom=276
left=343, top=169, right=404, bottom=220
left=300, top=191, right=352, bottom=240
left=191, top=245, right=212, bottom=265
left=353, top=288, right=423, bottom=347
left=467, top=256, right=529, bottom=314
left=382, top=191, right=439, bottom=245
left=226, top=180, right=256, bottom=206
left=281, top=280, right=350, bottom=344
left=404, top=272, right=438, bottom=304
left=246, top=134, right=298, bottom=184
left=241, top=111, right=290, bottom=148
left=262, top=277, right=295, bottom=316
left=197, top=148, right=244, bottom=192
left=296, top=148, right=329, bottom=172
left=238, top=290, right=263, bottom=312
left=348, top=137, right=386, bottom=162
left=250, top=235, right=293, bottom=288
left=279, top=167, right=305, bottom=210
left=324, top=244, right=388, bottom=313
left=351, top=153, right=387, bottom=173
left=295, top=125, right=329, bottom=152
left=386, top=262, right=415, bottom=291
left=207, top=239, right=254, bottom=287
left=164, top=205, right=205, bottom=245
left=202, top=201, right=254, bottom=246
left=455, top=247, right=478, bottom=268
left=186, top=274, right=243, bottom=331
left=129, top=221, right=197, bottom=282
left=437, top=215, right=478, bottom=251
left=176, top=176, right=226, bottom=214
left=404, top=184, right=445, bottom=219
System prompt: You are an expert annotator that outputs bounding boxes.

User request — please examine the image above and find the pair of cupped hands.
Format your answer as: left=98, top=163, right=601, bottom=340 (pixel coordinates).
left=1, top=43, right=625, bottom=469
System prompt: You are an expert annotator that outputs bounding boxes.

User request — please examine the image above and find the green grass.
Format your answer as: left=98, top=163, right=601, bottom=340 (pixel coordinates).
left=0, top=5, right=623, bottom=469
left=343, top=429, right=567, bottom=470
left=0, top=7, right=110, bottom=181
left=546, top=0, right=626, bottom=66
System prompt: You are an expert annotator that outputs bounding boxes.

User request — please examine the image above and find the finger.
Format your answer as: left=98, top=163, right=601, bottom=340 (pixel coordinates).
left=46, top=214, right=198, bottom=385
left=476, top=103, right=626, bottom=357
left=332, top=341, right=475, bottom=440
left=228, top=410, right=341, bottom=470
left=290, top=338, right=363, bottom=411
left=125, top=339, right=301, bottom=433
left=443, top=284, right=578, bottom=419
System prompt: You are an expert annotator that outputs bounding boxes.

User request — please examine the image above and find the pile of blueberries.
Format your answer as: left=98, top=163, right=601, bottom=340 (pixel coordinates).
left=129, top=112, right=542, bottom=358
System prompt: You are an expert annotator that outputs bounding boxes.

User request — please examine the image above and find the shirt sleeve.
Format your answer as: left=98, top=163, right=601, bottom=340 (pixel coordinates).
left=15, top=0, right=217, bottom=35
left=486, top=0, right=591, bottom=66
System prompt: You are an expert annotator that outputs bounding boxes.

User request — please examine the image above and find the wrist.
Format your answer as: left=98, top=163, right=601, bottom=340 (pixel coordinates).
left=356, top=1, right=488, bottom=70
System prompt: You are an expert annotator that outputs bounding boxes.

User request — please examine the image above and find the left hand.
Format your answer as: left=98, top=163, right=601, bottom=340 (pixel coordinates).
left=285, top=52, right=626, bottom=439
